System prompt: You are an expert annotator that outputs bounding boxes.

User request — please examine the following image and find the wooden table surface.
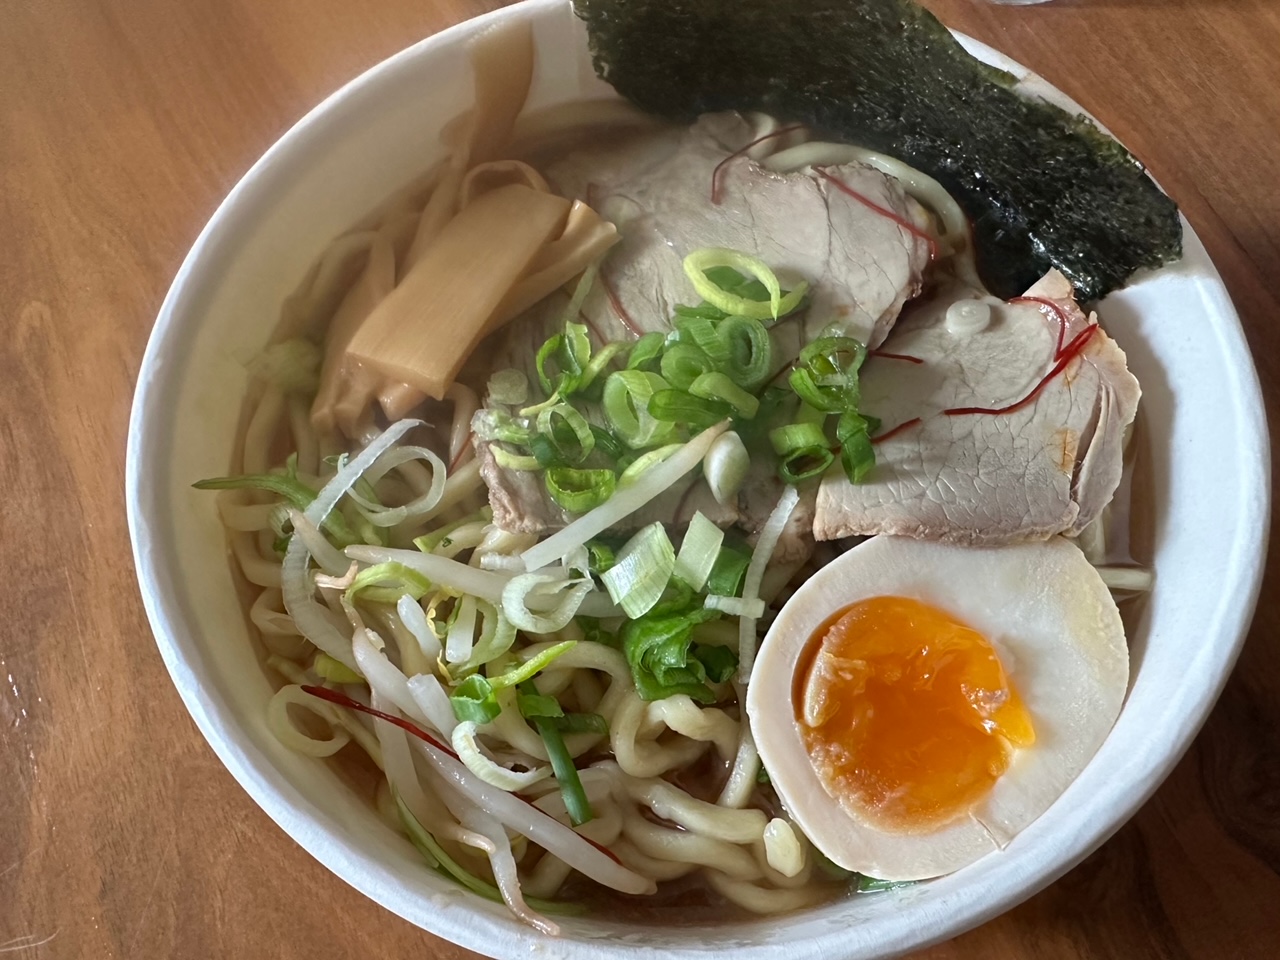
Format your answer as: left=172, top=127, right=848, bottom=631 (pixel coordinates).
left=3, top=0, right=1278, bottom=956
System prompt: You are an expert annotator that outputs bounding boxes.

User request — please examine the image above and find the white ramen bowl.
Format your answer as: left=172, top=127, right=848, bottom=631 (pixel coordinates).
left=126, top=1, right=1270, bottom=956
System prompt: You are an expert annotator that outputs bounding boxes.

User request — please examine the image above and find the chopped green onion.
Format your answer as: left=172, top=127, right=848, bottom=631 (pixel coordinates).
left=472, top=409, right=534, bottom=444
left=770, top=420, right=835, bottom=483
left=545, top=467, right=616, bottom=514
left=537, top=404, right=594, bottom=465
left=811, top=847, right=853, bottom=881
left=487, top=368, right=529, bottom=406
left=626, top=331, right=667, bottom=371
left=856, top=875, right=916, bottom=893
left=550, top=712, right=609, bottom=735
left=837, top=409, right=877, bottom=483
left=602, top=522, right=676, bottom=618
left=717, top=316, right=773, bottom=390
left=536, top=333, right=566, bottom=397
left=450, top=674, right=501, bottom=724
left=193, top=455, right=357, bottom=547
left=756, top=765, right=771, bottom=785
left=523, top=681, right=594, bottom=826
left=528, top=433, right=564, bottom=468
left=660, top=343, right=716, bottom=390
left=706, top=541, right=751, bottom=598
left=787, top=367, right=842, bottom=413
left=769, top=421, right=828, bottom=456
left=589, top=424, right=631, bottom=465
left=672, top=511, right=724, bottom=591
left=617, top=443, right=682, bottom=487
left=492, top=640, right=578, bottom=690
left=490, top=446, right=542, bottom=471
left=688, top=371, right=760, bottom=419
left=603, top=370, right=678, bottom=449
left=779, top=447, right=835, bottom=483
left=673, top=315, right=731, bottom=367
left=517, top=689, right=565, bottom=720
left=580, top=341, right=629, bottom=391
left=313, top=652, right=364, bottom=684
left=692, top=643, right=738, bottom=684
left=683, top=248, right=808, bottom=322
left=621, top=608, right=722, bottom=703
left=647, top=389, right=733, bottom=428
left=345, top=562, right=432, bottom=604
left=586, top=541, right=617, bottom=575
left=648, top=578, right=697, bottom=618
left=704, top=430, right=749, bottom=505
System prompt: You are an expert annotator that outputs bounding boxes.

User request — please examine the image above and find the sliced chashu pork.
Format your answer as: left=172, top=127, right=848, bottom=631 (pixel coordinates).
left=814, top=271, right=1141, bottom=544
left=542, top=111, right=932, bottom=352
left=476, top=112, right=932, bottom=535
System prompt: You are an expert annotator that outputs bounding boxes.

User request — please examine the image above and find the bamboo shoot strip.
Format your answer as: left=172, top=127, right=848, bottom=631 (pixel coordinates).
left=347, top=184, right=571, bottom=399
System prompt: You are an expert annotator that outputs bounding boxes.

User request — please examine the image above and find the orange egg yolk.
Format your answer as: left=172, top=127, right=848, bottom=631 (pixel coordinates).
left=795, top=596, right=1035, bottom=832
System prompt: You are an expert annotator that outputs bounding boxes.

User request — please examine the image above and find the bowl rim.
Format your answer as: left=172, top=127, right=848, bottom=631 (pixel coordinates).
left=126, top=1, right=1272, bottom=956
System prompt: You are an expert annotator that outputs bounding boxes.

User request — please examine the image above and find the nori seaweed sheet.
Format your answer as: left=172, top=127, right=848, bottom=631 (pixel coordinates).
left=574, top=0, right=1182, bottom=301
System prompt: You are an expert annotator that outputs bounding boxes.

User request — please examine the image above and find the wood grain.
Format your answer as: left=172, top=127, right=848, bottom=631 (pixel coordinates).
left=1, top=0, right=1277, bottom=957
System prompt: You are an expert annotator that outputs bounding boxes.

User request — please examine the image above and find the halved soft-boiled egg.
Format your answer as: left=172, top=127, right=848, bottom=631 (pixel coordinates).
left=747, top=535, right=1128, bottom=881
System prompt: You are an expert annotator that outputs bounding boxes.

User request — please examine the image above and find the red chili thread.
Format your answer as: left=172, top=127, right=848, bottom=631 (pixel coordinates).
left=868, top=350, right=925, bottom=365
left=448, top=434, right=474, bottom=473
left=943, top=325, right=1099, bottom=418
left=600, top=273, right=643, bottom=338
left=1009, top=295, right=1071, bottom=359
left=304, top=684, right=459, bottom=756
left=814, top=167, right=939, bottom=262
left=870, top=417, right=923, bottom=445
left=301, top=685, right=625, bottom=865
left=710, top=123, right=807, bottom=205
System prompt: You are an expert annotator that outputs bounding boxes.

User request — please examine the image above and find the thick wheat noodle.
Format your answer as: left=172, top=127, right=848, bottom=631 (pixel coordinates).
left=640, top=696, right=740, bottom=760
left=250, top=588, right=300, bottom=636
left=610, top=690, right=713, bottom=779
left=611, top=838, right=699, bottom=882
left=217, top=500, right=279, bottom=532
left=611, top=766, right=768, bottom=845
left=750, top=836, right=814, bottom=889
left=231, top=531, right=283, bottom=588
left=267, top=684, right=352, bottom=757
left=717, top=702, right=762, bottom=810
left=522, top=801, right=624, bottom=899
left=706, top=870, right=829, bottom=914
left=287, top=393, right=321, bottom=477
left=622, top=815, right=763, bottom=881
left=446, top=383, right=479, bottom=466
left=242, top=387, right=285, bottom=476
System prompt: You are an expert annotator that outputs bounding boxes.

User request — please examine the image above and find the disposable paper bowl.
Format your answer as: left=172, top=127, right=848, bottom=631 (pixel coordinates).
left=126, top=1, right=1270, bottom=956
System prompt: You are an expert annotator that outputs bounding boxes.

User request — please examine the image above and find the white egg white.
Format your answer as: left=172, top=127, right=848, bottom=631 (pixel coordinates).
left=746, top=535, right=1129, bottom=881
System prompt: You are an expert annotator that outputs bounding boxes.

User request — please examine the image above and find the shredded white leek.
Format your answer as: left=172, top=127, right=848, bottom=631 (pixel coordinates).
left=705, top=595, right=766, bottom=619
left=673, top=512, right=724, bottom=592
left=682, top=248, right=807, bottom=321
left=267, top=684, right=352, bottom=757
left=704, top=431, right=749, bottom=506
left=451, top=720, right=552, bottom=791
left=502, top=573, right=596, bottom=633
left=602, top=523, right=676, bottom=618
